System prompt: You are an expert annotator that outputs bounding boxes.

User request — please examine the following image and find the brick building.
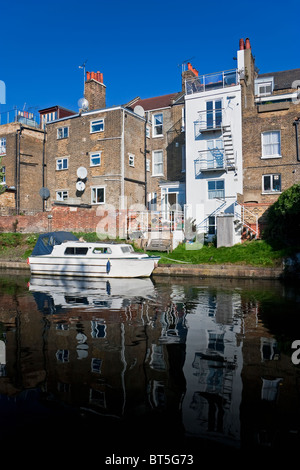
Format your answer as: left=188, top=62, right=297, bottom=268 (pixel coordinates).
left=42, top=73, right=146, bottom=215
left=43, top=71, right=187, bottom=220
left=238, top=38, right=300, bottom=233
left=0, top=111, right=45, bottom=215
left=126, top=91, right=186, bottom=212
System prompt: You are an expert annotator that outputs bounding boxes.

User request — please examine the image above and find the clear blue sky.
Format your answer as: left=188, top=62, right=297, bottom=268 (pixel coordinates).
left=1, top=0, right=299, bottom=117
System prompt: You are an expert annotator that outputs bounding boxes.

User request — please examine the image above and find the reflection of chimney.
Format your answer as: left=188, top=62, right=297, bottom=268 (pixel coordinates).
left=84, top=71, right=106, bottom=110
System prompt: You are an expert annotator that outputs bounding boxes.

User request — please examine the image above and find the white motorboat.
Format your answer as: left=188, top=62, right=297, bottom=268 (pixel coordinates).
left=28, top=231, right=160, bottom=278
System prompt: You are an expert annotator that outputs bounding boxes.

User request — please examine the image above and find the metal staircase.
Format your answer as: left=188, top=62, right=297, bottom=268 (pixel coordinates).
left=222, top=124, right=236, bottom=171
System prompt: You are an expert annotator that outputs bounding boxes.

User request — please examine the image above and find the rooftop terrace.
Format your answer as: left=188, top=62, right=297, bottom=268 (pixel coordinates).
left=185, top=69, right=239, bottom=95
left=0, top=108, right=40, bottom=128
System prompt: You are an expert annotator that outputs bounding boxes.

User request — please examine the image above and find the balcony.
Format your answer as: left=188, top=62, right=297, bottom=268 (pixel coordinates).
left=194, top=109, right=223, bottom=137
left=194, top=148, right=225, bottom=174
left=186, top=69, right=239, bottom=95
left=0, top=108, right=40, bottom=128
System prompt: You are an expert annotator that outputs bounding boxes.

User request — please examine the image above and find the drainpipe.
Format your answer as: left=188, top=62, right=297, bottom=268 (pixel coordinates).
left=121, top=109, right=125, bottom=209
left=15, top=126, right=23, bottom=215
left=42, top=129, right=46, bottom=211
left=144, top=117, right=148, bottom=208
left=294, top=119, right=300, bottom=162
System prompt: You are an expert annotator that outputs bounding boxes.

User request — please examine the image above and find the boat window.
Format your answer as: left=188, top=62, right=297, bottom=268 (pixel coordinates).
left=64, top=247, right=89, bottom=255
left=121, top=246, right=134, bottom=253
left=93, top=247, right=112, bottom=254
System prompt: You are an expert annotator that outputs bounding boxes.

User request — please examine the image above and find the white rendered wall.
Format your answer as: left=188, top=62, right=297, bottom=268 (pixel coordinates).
left=185, top=84, right=242, bottom=230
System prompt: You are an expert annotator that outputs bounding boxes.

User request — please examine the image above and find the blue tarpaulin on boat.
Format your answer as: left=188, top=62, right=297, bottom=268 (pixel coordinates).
left=31, top=231, right=78, bottom=256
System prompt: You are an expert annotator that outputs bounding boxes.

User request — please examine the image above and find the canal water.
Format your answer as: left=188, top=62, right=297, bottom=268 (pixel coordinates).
left=0, top=270, right=300, bottom=454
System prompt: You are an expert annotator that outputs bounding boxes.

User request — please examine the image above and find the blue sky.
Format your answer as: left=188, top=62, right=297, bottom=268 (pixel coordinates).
left=1, top=0, right=299, bottom=117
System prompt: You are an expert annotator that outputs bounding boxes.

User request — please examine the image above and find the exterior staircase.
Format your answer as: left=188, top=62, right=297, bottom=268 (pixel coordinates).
left=222, top=124, right=236, bottom=171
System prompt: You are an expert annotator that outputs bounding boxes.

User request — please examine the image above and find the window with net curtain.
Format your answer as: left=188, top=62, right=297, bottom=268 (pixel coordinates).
left=262, top=131, right=281, bottom=158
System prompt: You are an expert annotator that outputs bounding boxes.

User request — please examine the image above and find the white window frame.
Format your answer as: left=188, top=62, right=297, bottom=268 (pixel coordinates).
left=262, top=174, right=281, bottom=193
left=90, top=119, right=104, bottom=134
left=90, top=151, right=101, bottom=167
left=152, top=113, right=163, bottom=137
left=91, top=186, right=105, bottom=205
left=146, top=158, right=150, bottom=172
left=57, top=127, right=69, bottom=139
left=56, top=190, right=68, bottom=201
left=261, top=131, right=281, bottom=159
left=0, top=137, right=6, bottom=155
left=208, top=179, right=225, bottom=199
left=152, top=150, right=164, bottom=176
left=56, top=157, right=68, bottom=171
left=129, top=154, right=135, bottom=167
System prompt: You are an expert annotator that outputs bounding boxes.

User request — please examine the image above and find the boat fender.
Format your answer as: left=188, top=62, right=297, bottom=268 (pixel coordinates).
left=106, top=260, right=111, bottom=274
left=27, top=258, right=30, bottom=265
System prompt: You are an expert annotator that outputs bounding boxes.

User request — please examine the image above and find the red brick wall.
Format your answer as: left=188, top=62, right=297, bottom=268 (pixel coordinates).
left=0, top=205, right=112, bottom=234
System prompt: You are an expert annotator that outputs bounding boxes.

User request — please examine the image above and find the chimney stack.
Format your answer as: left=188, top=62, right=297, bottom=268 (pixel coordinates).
left=84, top=70, right=106, bottom=110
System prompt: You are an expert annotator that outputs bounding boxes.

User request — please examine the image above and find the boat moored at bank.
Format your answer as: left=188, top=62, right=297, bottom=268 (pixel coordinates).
left=28, top=231, right=160, bottom=278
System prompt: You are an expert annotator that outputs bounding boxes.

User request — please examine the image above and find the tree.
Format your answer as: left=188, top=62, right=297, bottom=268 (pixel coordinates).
left=263, top=183, right=300, bottom=247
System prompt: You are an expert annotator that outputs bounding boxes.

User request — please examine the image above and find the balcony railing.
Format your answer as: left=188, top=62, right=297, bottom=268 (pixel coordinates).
left=0, top=108, right=39, bottom=128
left=194, top=110, right=223, bottom=136
left=194, top=148, right=225, bottom=174
left=186, top=69, right=239, bottom=95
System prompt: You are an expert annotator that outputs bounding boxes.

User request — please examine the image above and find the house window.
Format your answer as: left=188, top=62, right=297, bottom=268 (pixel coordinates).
left=262, top=131, right=281, bottom=158
left=152, top=150, right=163, bottom=176
left=208, top=216, right=216, bottom=235
left=129, top=154, right=135, bottom=167
left=206, top=100, right=222, bottom=129
left=208, top=180, right=225, bottom=199
left=146, top=126, right=150, bottom=138
left=0, top=137, right=6, bottom=155
left=56, top=157, right=68, bottom=170
left=153, top=113, right=163, bottom=136
left=57, top=127, right=69, bottom=139
left=1, top=166, right=5, bottom=184
left=258, top=82, right=273, bottom=96
left=262, top=174, right=281, bottom=193
left=56, top=190, right=68, bottom=201
left=91, top=186, right=105, bottom=204
left=90, top=152, right=101, bottom=167
left=146, top=159, right=150, bottom=172
left=90, top=119, right=104, bottom=133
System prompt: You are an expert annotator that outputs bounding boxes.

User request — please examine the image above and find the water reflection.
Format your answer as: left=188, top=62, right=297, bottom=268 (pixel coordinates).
left=0, top=272, right=299, bottom=451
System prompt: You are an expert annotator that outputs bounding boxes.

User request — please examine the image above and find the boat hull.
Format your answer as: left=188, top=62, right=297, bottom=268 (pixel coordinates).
left=28, top=255, right=159, bottom=278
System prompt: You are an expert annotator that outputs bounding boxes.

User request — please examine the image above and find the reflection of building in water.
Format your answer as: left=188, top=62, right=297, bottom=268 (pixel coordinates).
left=182, top=290, right=243, bottom=447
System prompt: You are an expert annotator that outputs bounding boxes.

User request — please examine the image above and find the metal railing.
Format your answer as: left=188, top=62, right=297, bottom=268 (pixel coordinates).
left=0, top=108, right=40, bottom=128
left=186, top=69, right=239, bottom=95
left=194, top=148, right=225, bottom=174
left=194, top=110, right=223, bottom=136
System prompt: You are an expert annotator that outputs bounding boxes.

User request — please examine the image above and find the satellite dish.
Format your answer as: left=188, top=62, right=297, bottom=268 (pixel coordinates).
left=77, top=166, right=87, bottom=179
left=76, top=181, right=86, bottom=192
left=78, top=97, right=89, bottom=111
left=133, top=105, right=145, bottom=117
left=39, top=187, right=50, bottom=200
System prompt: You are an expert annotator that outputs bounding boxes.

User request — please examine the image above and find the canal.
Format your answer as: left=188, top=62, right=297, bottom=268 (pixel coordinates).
left=0, top=270, right=299, bottom=454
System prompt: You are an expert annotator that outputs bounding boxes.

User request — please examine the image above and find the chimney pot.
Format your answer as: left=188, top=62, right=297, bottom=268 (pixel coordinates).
left=239, top=38, right=245, bottom=50
left=245, top=37, right=251, bottom=49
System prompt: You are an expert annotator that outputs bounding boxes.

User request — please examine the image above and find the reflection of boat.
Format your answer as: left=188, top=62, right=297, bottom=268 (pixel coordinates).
left=28, top=231, right=160, bottom=278
left=28, top=275, right=156, bottom=313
